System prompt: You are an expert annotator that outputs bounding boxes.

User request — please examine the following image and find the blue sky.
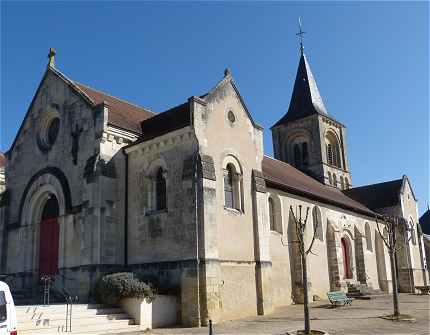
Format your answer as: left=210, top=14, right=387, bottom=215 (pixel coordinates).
left=1, top=2, right=428, bottom=214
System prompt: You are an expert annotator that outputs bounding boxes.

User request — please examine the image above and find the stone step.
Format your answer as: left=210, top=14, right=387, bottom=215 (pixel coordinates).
left=18, top=318, right=135, bottom=334
left=21, top=324, right=143, bottom=335
left=16, top=303, right=138, bottom=334
left=16, top=306, right=123, bottom=318
left=18, top=312, right=131, bottom=328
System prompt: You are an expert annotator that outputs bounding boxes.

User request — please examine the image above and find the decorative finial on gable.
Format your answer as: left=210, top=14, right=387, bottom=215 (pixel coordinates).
left=48, top=48, right=56, bottom=68
left=296, top=17, right=306, bottom=54
left=224, top=67, right=231, bottom=78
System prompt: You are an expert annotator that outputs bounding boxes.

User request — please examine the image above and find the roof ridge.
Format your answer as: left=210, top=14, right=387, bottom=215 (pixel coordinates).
left=74, top=81, right=155, bottom=114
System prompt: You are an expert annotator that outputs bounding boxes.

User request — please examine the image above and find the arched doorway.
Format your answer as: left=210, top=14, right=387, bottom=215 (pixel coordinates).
left=341, top=237, right=353, bottom=279
left=38, top=195, right=60, bottom=276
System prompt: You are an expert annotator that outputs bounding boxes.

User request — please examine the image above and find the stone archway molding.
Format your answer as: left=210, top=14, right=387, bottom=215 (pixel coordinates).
left=19, top=167, right=72, bottom=225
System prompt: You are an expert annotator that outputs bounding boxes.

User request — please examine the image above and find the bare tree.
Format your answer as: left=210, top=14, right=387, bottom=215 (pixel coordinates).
left=290, top=205, right=317, bottom=335
left=376, top=215, right=411, bottom=318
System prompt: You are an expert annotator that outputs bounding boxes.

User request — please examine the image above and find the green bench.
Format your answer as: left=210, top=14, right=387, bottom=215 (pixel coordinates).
left=415, top=286, right=430, bottom=295
left=327, top=291, right=353, bottom=307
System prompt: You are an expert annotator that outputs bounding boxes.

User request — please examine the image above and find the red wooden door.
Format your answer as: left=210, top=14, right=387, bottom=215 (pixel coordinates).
left=341, top=238, right=351, bottom=279
left=38, top=218, right=59, bottom=276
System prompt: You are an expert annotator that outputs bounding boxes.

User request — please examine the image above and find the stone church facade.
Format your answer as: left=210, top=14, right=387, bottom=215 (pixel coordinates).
left=0, top=48, right=427, bottom=326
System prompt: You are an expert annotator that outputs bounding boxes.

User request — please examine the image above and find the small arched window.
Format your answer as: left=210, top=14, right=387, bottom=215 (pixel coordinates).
left=268, top=195, right=282, bottom=234
left=312, top=206, right=323, bottom=240
left=365, top=222, right=372, bottom=252
left=340, top=176, right=345, bottom=190
left=333, top=174, right=338, bottom=188
left=328, top=172, right=333, bottom=185
left=155, top=167, right=167, bottom=211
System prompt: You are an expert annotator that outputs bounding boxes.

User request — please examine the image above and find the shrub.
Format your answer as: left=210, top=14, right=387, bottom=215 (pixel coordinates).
left=95, top=272, right=156, bottom=305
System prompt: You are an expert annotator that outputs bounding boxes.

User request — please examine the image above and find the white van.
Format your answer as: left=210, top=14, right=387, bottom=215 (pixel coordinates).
left=0, top=281, right=17, bottom=335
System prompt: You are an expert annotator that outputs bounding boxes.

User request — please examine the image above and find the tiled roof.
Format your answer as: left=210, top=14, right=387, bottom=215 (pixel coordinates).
left=0, top=152, right=5, bottom=168
left=272, top=53, right=328, bottom=127
left=343, top=179, right=402, bottom=211
left=262, top=156, right=375, bottom=216
left=419, top=209, right=430, bottom=235
left=135, top=101, right=191, bottom=143
left=74, top=82, right=155, bottom=133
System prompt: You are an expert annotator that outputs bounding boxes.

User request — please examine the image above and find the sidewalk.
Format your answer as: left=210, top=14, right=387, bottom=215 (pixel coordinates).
left=147, top=293, right=430, bottom=335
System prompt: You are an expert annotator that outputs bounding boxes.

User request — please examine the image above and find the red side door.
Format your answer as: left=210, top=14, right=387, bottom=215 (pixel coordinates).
left=38, top=218, right=59, bottom=276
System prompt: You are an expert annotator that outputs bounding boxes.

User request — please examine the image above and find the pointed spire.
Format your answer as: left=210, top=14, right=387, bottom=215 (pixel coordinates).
left=272, top=49, right=328, bottom=127
left=47, top=48, right=56, bottom=68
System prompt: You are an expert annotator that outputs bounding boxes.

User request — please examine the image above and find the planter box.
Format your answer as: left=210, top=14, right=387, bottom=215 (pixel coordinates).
left=120, top=295, right=178, bottom=329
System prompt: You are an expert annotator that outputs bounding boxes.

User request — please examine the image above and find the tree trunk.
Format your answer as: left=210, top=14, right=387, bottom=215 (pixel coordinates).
left=301, top=250, right=310, bottom=334
left=389, top=250, right=400, bottom=318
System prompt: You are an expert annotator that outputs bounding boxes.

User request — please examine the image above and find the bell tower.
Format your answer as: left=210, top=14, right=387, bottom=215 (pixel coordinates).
left=271, top=24, right=352, bottom=190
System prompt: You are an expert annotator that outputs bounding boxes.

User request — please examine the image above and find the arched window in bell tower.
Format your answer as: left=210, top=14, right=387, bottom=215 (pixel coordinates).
left=290, top=140, right=309, bottom=170
left=293, top=144, right=301, bottom=168
left=325, top=131, right=342, bottom=169
left=302, top=142, right=309, bottom=166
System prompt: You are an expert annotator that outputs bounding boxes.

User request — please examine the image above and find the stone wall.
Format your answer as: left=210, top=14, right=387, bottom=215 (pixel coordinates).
left=266, top=186, right=388, bottom=306
left=1, top=69, right=134, bottom=300
left=192, top=74, right=271, bottom=322
left=126, top=125, right=200, bottom=326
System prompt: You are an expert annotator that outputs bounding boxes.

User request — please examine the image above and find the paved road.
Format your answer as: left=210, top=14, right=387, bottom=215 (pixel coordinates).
left=147, top=293, right=429, bottom=335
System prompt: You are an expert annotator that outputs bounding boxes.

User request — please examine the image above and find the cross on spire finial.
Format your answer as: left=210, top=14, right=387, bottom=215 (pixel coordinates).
left=296, top=17, right=306, bottom=54
left=47, top=48, right=56, bottom=68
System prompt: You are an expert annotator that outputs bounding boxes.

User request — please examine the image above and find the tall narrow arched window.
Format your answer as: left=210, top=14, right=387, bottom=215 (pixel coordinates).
left=293, top=144, right=302, bottom=168
left=155, top=167, right=167, bottom=211
left=340, top=176, right=345, bottom=190
left=333, top=174, right=338, bottom=188
left=223, top=158, right=243, bottom=212
left=302, top=142, right=309, bottom=166
left=312, top=206, right=323, bottom=241
left=325, top=131, right=342, bottom=169
left=268, top=197, right=275, bottom=231
left=328, top=172, right=333, bottom=185
left=345, top=178, right=350, bottom=189
left=224, top=164, right=234, bottom=209
left=365, top=222, right=373, bottom=252
left=268, top=195, right=282, bottom=234
left=410, top=219, right=417, bottom=245
left=327, top=144, right=333, bottom=166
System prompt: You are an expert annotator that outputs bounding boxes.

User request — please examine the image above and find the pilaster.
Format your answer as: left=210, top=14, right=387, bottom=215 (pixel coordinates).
left=252, top=170, right=273, bottom=315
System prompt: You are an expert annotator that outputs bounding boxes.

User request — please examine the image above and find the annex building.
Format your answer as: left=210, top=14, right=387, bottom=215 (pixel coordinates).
left=0, top=46, right=428, bottom=326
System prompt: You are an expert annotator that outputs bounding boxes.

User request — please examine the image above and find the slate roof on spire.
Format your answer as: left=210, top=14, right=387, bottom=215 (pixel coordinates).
left=272, top=53, right=328, bottom=127
left=419, top=209, right=430, bottom=235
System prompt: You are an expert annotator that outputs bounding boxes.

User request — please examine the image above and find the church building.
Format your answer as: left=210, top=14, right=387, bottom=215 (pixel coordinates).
left=0, top=45, right=427, bottom=326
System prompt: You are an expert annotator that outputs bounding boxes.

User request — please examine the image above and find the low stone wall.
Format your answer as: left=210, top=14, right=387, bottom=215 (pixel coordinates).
left=120, top=295, right=178, bottom=329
